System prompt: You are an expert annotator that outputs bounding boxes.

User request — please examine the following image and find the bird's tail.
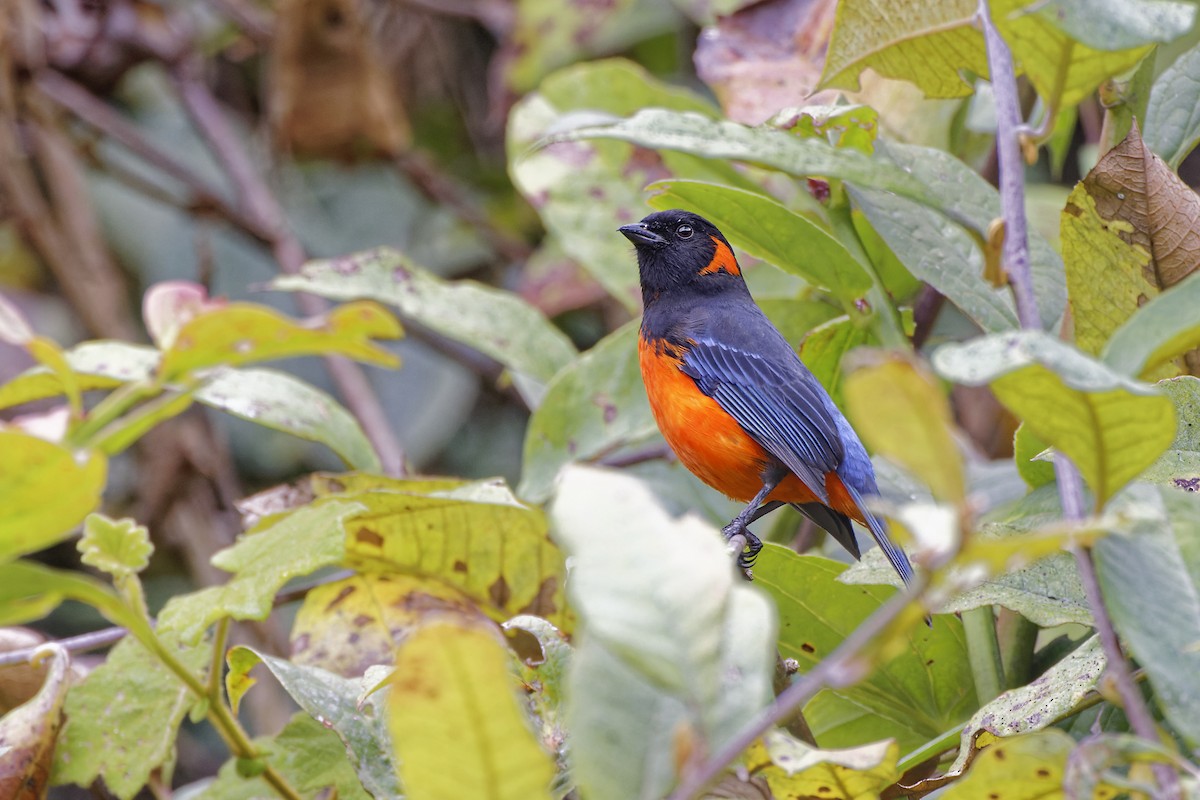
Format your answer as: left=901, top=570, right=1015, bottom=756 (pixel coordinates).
left=843, top=483, right=915, bottom=587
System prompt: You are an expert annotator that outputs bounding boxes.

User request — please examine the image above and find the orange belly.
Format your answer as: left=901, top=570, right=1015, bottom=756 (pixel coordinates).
left=639, top=336, right=824, bottom=507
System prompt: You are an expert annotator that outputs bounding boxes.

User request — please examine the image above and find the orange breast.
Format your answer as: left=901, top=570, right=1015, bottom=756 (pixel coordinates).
left=638, top=335, right=824, bottom=507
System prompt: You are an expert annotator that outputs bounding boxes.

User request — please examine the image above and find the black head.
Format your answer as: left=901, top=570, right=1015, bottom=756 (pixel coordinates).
left=619, top=210, right=745, bottom=305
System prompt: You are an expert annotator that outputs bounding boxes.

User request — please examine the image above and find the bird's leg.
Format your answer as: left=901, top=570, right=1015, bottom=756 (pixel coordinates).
left=723, top=466, right=787, bottom=577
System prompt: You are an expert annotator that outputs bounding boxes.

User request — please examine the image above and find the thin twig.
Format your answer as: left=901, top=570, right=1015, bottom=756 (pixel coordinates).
left=0, top=627, right=128, bottom=667
left=980, top=1, right=1178, bottom=795
left=666, top=586, right=920, bottom=799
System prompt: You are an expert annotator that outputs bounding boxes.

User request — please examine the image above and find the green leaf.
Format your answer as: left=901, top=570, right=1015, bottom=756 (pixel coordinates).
left=197, top=367, right=381, bottom=471
left=78, top=514, right=153, bottom=577
left=519, top=321, right=655, bottom=503
left=158, top=300, right=400, bottom=380
left=157, top=500, right=366, bottom=643
left=1033, top=0, right=1195, bottom=50
left=1103, top=271, right=1200, bottom=379
left=843, top=351, right=965, bottom=504
left=0, top=643, right=70, bottom=800
left=510, top=59, right=737, bottom=311
left=222, top=647, right=400, bottom=799
left=1145, top=39, right=1200, bottom=168
left=271, top=248, right=575, bottom=406
left=947, top=636, right=1104, bottom=773
left=201, top=713, right=372, bottom=800
left=0, top=560, right=135, bottom=628
left=388, top=620, right=556, bottom=800
left=933, top=330, right=1176, bottom=507
left=1094, top=484, right=1200, bottom=745
left=52, top=633, right=211, bottom=799
left=754, top=548, right=976, bottom=755
left=818, top=0, right=985, bottom=98
left=328, top=477, right=573, bottom=631
left=799, top=316, right=873, bottom=408
left=1013, top=423, right=1057, bottom=489
left=644, top=180, right=873, bottom=299
left=1142, top=376, right=1200, bottom=492
left=0, top=432, right=106, bottom=561
left=551, top=466, right=775, bottom=795
left=944, top=730, right=1091, bottom=799
left=542, top=108, right=935, bottom=205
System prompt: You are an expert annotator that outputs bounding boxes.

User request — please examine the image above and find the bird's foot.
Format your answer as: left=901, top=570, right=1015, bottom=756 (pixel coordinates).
left=722, top=521, right=762, bottom=581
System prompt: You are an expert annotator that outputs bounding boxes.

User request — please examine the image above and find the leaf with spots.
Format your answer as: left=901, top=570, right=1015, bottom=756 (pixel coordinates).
left=0, top=644, right=69, bottom=800
left=319, top=476, right=573, bottom=631
left=199, top=713, right=371, bottom=800
left=221, top=647, right=399, bottom=799
left=158, top=299, right=400, bottom=380
left=51, top=633, right=211, bottom=799
left=289, top=573, right=489, bottom=678
left=947, top=636, right=1104, bottom=775
left=1141, top=376, right=1200, bottom=492
left=520, top=321, right=656, bottom=503
left=270, top=247, right=576, bottom=406
left=754, top=547, right=976, bottom=755
left=1065, top=124, right=1200, bottom=376
left=0, top=341, right=150, bottom=411
left=941, top=729, right=1118, bottom=800
left=388, top=619, right=556, bottom=800
left=157, top=500, right=367, bottom=643
left=744, top=733, right=900, bottom=800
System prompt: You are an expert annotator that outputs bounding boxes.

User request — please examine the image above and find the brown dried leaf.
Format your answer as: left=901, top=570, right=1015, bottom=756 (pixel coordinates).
left=269, top=0, right=410, bottom=159
left=0, top=645, right=70, bottom=800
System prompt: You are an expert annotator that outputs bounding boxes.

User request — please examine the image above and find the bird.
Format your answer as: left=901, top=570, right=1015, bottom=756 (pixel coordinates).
left=619, top=209, right=914, bottom=587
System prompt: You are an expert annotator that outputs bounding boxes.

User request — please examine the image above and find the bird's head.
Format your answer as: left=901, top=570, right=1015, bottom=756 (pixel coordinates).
left=619, top=210, right=744, bottom=305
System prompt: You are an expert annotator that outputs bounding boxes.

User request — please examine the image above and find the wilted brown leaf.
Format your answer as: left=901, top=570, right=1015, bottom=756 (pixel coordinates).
left=269, top=0, right=410, bottom=159
left=0, top=644, right=70, bottom=800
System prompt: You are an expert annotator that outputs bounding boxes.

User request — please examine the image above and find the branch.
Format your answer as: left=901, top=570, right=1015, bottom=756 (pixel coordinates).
left=666, top=586, right=920, bottom=799
left=979, top=1, right=1178, bottom=795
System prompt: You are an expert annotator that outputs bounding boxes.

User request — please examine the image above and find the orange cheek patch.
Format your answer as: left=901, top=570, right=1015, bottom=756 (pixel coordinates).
left=698, top=238, right=741, bottom=277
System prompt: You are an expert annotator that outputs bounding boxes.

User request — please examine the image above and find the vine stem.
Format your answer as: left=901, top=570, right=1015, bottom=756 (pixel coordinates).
left=978, top=1, right=1178, bottom=796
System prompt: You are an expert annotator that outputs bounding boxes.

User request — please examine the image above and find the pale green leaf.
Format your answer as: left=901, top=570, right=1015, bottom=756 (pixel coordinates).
left=78, top=514, right=153, bottom=577
left=157, top=500, right=366, bottom=643
left=519, top=321, right=655, bottom=503
left=800, top=316, right=872, bottom=408
left=223, top=647, right=399, bottom=799
left=388, top=620, right=556, bottom=800
left=52, top=634, right=211, bottom=799
left=1145, top=39, right=1200, bottom=168
left=755, top=547, right=976, bottom=754
left=1094, top=484, right=1200, bottom=745
left=1034, top=0, right=1195, bottom=50
left=0, top=432, right=107, bottom=561
left=201, top=713, right=371, bottom=800
left=644, top=180, right=873, bottom=298
left=1103, top=271, right=1200, bottom=379
left=271, top=248, right=575, bottom=406
left=947, top=636, right=1105, bottom=773
left=551, top=466, right=775, bottom=795
left=198, top=368, right=381, bottom=471
left=933, top=330, right=1176, bottom=507
left=1013, top=422, right=1057, bottom=489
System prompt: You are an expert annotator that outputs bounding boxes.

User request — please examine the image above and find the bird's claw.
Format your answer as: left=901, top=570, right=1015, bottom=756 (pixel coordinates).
left=722, top=522, right=762, bottom=581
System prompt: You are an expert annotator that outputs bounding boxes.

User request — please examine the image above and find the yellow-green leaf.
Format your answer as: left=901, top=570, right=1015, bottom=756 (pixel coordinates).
left=943, top=729, right=1117, bottom=799
left=0, top=431, right=106, bottom=561
left=289, top=573, right=487, bottom=678
left=78, top=514, right=153, bottom=577
left=934, top=331, right=1176, bottom=508
left=388, top=620, right=555, bottom=800
left=158, top=300, right=400, bottom=380
left=844, top=350, right=964, bottom=503
left=745, top=733, right=900, bottom=800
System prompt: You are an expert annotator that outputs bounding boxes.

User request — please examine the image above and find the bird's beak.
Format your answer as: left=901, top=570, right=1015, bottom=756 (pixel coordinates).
left=619, top=224, right=666, bottom=247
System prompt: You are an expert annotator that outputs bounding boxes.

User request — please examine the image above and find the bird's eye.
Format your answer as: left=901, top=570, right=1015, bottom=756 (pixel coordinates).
left=676, top=224, right=694, bottom=239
